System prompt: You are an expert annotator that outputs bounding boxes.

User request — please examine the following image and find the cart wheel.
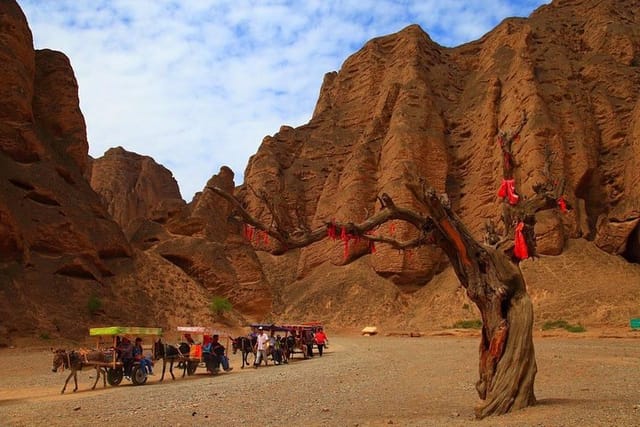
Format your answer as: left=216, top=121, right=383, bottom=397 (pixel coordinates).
left=131, top=366, right=148, bottom=386
left=107, top=367, right=123, bottom=386
left=187, top=361, right=199, bottom=376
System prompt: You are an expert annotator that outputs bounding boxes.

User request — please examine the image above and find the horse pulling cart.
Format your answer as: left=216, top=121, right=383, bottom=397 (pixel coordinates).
left=51, top=326, right=162, bottom=394
left=89, top=326, right=162, bottom=387
left=176, top=326, right=233, bottom=375
left=245, top=322, right=324, bottom=363
left=279, top=322, right=324, bottom=359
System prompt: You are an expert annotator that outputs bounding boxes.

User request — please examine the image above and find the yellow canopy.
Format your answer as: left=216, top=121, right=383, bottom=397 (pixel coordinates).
left=89, top=326, right=163, bottom=336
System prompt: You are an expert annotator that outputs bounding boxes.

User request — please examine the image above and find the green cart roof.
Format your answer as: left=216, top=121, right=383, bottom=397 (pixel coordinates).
left=89, top=326, right=163, bottom=336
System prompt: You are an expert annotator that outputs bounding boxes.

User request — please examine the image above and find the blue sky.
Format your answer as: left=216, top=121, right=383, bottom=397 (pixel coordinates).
left=19, top=0, right=550, bottom=201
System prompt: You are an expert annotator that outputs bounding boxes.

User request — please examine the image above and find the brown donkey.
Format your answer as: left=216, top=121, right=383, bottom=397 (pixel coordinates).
left=51, top=348, right=107, bottom=394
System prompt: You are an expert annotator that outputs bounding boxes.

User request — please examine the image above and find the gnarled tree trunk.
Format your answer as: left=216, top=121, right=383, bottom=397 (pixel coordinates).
left=417, top=187, right=537, bottom=418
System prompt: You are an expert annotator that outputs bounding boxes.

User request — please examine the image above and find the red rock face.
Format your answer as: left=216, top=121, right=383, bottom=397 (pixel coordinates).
left=0, top=1, right=39, bottom=162
left=89, top=147, right=185, bottom=230
left=0, top=1, right=134, bottom=340
left=3, top=0, right=640, bottom=341
left=111, top=163, right=273, bottom=323
left=33, top=49, right=89, bottom=173
left=0, top=1, right=131, bottom=269
left=242, top=0, right=640, bottom=292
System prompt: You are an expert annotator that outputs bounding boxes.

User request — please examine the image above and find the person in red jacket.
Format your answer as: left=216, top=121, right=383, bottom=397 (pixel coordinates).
left=314, top=328, right=328, bottom=357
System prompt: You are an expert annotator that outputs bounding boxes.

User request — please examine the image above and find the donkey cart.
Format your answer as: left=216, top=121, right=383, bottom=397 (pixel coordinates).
left=89, top=326, right=163, bottom=387
left=176, top=326, right=233, bottom=375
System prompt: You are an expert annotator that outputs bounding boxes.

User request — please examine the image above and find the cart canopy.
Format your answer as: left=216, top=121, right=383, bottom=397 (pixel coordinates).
left=177, top=326, right=232, bottom=336
left=89, top=326, right=163, bottom=336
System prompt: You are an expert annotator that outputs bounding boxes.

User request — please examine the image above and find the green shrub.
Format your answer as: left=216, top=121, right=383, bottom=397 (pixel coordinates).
left=39, top=332, right=50, bottom=340
left=87, top=294, right=102, bottom=315
left=452, top=319, right=482, bottom=329
left=210, top=296, right=232, bottom=316
left=542, top=319, right=585, bottom=333
left=565, top=324, right=586, bottom=333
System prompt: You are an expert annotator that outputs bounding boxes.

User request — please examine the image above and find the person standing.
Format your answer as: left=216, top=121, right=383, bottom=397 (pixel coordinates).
left=302, top=328, right=315, bottom=358
left=272, top=334, right=284, bottom=365
left=254, top=327, right=270, bottom=368
left=314, top=328, right=328, bottom=357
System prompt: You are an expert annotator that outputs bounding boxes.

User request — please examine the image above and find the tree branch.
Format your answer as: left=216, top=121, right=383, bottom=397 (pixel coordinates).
left=207, top=186, right=428, bottom=254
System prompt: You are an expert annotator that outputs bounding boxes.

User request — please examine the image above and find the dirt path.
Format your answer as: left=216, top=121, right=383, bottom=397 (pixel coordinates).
left=2, top=334, right=639, bottom=426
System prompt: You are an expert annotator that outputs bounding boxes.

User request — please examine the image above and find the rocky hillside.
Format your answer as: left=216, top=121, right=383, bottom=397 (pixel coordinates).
left=1, top=0, right=639, bottom=343
left=240, top=0, right=640, bottom=322
left=88, top=147, right=185, bottom=231
left=0, top=1, right=268, bottom=342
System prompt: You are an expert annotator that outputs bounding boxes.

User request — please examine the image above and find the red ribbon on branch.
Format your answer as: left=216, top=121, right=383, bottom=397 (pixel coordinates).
left=557, top=196, right=568, bottom=213
left=327, top=219, right=337, bottom=240
left=243, top=224, right=255, bottom=241
left=340, top=227, right=349, bottom=260
left=514, top=221, right=529, bottom=260
left=497, top=178, right=520, bottom=205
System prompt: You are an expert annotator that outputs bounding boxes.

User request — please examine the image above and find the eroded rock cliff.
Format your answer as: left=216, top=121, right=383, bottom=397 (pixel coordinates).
left=241, top=0, right=640, bottom=290
left=2, top=0, right=640, bottom=341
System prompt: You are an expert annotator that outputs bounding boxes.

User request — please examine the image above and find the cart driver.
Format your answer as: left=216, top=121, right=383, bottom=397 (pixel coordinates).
left=117, top=337, right=133, bottom=361
left=117, top=337, right=135, bottom=375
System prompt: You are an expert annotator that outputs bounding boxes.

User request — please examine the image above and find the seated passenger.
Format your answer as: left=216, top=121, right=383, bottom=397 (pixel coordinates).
left=117, top=337, right=134, bottom=375
left=133, top=337, right=153, bottom=375
left=202, top=335, right=218, bottom=374
left=211, top=335, right=233, bottom=372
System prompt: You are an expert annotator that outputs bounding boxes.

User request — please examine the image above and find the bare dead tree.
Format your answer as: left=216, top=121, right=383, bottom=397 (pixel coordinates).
left=207, top=175, right=565, bottom=418
left=205, top=112, right=567, bottom=419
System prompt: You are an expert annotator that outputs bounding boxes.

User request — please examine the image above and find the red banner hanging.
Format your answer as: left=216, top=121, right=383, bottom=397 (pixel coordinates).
left=497, top=178, right=519, bottom=205
left=557, top=196, right=568, bottom=213
left=514, top=222, right=529, bottom=260
left=327, top=221, right=337, bottom=240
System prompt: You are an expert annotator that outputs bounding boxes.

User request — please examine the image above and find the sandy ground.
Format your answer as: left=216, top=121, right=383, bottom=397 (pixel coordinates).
left=1, top=332, right=640, bottom=426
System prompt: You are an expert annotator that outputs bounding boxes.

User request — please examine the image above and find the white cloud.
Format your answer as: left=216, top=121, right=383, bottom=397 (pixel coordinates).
left=18, top=0, right=550, bottom=201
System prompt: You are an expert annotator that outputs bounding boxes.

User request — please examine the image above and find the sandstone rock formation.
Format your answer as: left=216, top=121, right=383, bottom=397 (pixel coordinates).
left=89, top=146, right=185, bottom=230
left=0, top=2, right=248, bottom=341
left=241, top=0, right=640, bottom=296
left=0, top=1, right=133, bottom=338
left=2, top=0, right=640, bottom=343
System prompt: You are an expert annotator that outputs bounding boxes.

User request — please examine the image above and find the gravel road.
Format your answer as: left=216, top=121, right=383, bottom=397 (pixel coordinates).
left=2, top=334, right=639, bottom=426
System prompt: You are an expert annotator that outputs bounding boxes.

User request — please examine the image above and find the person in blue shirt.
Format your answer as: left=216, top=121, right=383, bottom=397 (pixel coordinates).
left=133, top=337, right=153, bottom=375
